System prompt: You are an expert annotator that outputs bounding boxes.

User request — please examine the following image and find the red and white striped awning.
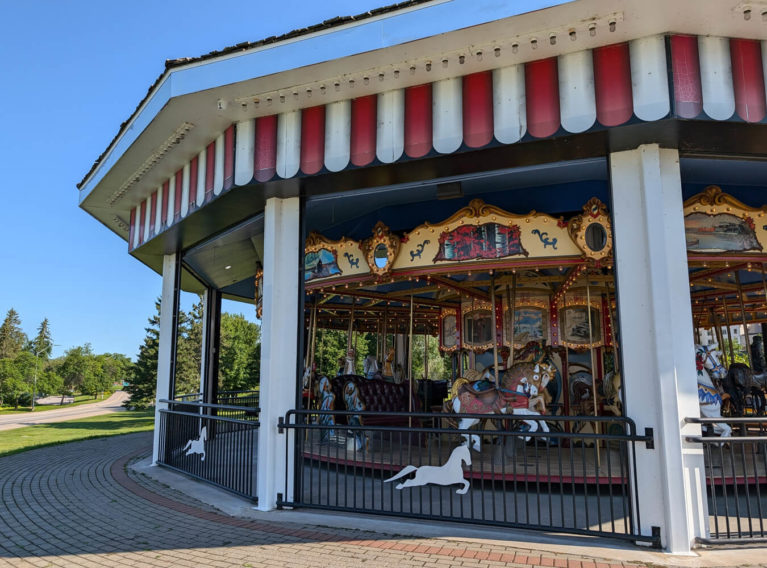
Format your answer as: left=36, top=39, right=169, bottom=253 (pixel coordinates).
left=129, top=34, right=767, bottom=250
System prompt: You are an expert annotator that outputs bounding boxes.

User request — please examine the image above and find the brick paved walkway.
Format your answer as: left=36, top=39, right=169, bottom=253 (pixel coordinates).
left=0, top=432, right=759, bottom=568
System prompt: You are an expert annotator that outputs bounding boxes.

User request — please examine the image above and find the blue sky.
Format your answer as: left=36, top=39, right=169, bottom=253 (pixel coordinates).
left=0, top=0, right=397, bottom=359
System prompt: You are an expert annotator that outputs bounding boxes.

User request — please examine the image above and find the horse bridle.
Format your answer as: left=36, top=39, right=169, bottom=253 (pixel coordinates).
left=699, top=346, right=726, bottom=378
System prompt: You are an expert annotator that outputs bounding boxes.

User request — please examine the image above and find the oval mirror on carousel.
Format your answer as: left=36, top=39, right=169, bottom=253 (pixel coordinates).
left=585, top=223, right=607, bottom=252
left=374, top=243, right=389, bottom=269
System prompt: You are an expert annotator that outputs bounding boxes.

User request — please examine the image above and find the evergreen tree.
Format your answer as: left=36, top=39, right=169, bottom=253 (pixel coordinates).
left=0, top=308, right=27, bottom=359
left=124, top=301, right=161, bottom=409
left=31, top=318, right=53, bottom=360
left=174, top=299, right=202, bottom=396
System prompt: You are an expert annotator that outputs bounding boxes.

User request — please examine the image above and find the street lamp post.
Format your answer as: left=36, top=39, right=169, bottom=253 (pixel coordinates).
left=31, top=354, right=39, bottom=411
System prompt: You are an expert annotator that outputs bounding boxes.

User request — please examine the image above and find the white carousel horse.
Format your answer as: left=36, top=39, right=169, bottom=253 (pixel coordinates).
left=695, top=344, right=731, bottom=438
left=343, top=348, right=356, bottom=375
left=384, top=444, right=471, bottom=494
left=451, top=363, right=552, bottom=452
left=182, top=426, right=207, bottom=461
left=363, top=354, right=379, bottom=380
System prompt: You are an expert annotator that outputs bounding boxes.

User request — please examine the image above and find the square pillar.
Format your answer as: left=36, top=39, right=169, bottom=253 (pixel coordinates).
left=152, top=252, right=180, bottom=465
left=610, top=145, right=707, bottom=552
left=256, top=197, right=301, bottom=510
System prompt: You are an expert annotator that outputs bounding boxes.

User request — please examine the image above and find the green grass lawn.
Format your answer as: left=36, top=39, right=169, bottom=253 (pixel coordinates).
left=0, top=393, right=115, bottom=415
left=0, top=410, right=154, bottom=457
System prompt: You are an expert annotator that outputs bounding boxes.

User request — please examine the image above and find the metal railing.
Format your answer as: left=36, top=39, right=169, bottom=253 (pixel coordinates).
left=685, top=416, right=767, bottom=544
left=157, top=399, right=260, bottom=500
left=171, top=390, right=260, bottom=421
left=279, top=410, right=658, bottom=546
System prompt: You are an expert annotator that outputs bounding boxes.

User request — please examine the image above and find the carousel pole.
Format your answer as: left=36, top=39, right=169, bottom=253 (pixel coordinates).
left=491, top=273, right=500, bottom=388
left=586, top=277, right=601, bottom=469
left=735, top=271, right=753, bottom=369
left=408, top=294, right=414, bottom=429
left=507, top=273, right=517, bottom=367
left=307, top=298, right=318, bottom=409
left=722, top=294, right=735, bottom=364
left=711, top=307, right=727, bottom=366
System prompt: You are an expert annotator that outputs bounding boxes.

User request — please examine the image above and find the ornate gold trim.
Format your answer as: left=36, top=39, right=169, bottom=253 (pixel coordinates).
left=568, top=198, right=613, bottom=262
left=360, top=221, right=401, bottom=276
left=683, top=185, right=766, bottom=211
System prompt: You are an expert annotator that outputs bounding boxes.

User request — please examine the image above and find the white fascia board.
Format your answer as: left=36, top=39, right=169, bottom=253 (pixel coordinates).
left=78, top=0, right=570, bottom=199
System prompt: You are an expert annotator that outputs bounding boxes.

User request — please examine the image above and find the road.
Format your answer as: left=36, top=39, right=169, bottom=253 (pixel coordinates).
left=0, top=391, right=130, bottom=432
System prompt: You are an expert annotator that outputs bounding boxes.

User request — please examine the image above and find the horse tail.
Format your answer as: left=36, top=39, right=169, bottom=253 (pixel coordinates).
left=384, top=465, right=416, bottom=483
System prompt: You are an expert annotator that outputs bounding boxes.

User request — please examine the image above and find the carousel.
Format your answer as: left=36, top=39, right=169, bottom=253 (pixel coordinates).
left=292, top=193, right=627, bottom=485
left=289, top=185, right=767, bottom=488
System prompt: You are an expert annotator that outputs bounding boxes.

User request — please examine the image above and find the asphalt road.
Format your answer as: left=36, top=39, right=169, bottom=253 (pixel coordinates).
left=0, top=391, right=130, bottom=432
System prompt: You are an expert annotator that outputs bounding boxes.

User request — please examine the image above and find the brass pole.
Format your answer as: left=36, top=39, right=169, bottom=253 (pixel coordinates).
left=711, top=307, right=727, bottom=367
left=735, top=271, right=753, bottom=369
left=586, top=276, right=601, bottom=469
left=408, top=295, right=414, bottom=429
left=491, top=274, right=499, bottom=388
left=508, top=274, right=517, bottom=367
left=723, top=294, right=735, bottom=364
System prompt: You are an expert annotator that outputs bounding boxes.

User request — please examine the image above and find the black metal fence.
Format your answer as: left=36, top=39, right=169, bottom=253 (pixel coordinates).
left=171, top=391, right=260, bottom=421
left=157, top=399, right=259, bottom=499
left=279, top=410, right=657, bottom=546
left=685, top=416, right=767, bottom=544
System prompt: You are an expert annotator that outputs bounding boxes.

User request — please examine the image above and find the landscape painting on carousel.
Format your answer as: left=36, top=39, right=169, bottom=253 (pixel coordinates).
left=683, top=186, right=767, bottom=255
left=508, top=308, right=547, bottom=345
left=560, top=306, right=601, bottom=346
left=434, top=223, right=527, bottom=262
left=304, top=248, right=341, bottom=281
left=684, top=213, right=761, bottom=253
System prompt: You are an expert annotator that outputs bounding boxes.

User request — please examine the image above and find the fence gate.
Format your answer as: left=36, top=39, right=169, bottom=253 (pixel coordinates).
left=157, top=398, right=259, bottom=500
left=685, top=416, right=767, bottom=544
left=279, top=409, right=659, bottom=546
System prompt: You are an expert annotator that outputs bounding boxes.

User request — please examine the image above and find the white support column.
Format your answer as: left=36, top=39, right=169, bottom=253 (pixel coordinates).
left=152, top=253, right=178, bottom=465
left=611, top=145, right=707, bottom=553
left=256, top=196, right=300, bottom=510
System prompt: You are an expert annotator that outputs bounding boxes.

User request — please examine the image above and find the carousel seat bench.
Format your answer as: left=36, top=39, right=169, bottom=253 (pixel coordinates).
left=331, top=375, right=419, bottom=427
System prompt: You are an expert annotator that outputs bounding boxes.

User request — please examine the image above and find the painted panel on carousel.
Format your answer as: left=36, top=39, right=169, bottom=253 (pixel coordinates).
left=394, top=199, right=581, bottom=270
left=440, top=310, right=461, bottom=352
left=559, top=303, right=602, bottom=348
left=304, top=232, right=367, bottom=282
left=506, top=306, right=549, bottom=348
left=683, top=187, right=766, bottom=254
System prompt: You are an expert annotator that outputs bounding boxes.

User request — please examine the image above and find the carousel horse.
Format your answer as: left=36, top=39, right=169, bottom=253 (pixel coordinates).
left=363, top=354, right=379, bottom=380
left=343, top=380, right=368, bottom=451
left=601, top=371, right=622, bottom=416
left=695, top=344, right=731, bottom=437
left=450, top=362, right=553, bottom=452
left=722, top=363, right=766, bottom=416
left=317, top=375, right=336, bottom=440
left=343, top=348, right=356, bottom=375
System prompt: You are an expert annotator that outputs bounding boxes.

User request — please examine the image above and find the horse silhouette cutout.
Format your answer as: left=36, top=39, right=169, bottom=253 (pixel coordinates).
left=182, top=426, right=207, bottom=461
left=384, top=445, right=471, bottom=494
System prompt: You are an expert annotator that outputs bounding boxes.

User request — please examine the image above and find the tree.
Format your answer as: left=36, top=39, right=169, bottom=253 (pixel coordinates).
left=174, top=299, right=203, bottom=396
left=0, top=358, right=27, bottom=408
left=124, top=301, right=160, bottom=409
left=218, top=313, right=260, bottom=391
left=57, top=344, right=99, bottom=401
left=0, top=308, right=27, bottom=359
left=98, top=353, right=132, bottom=389
left=30, top=318, right=53, bottom=360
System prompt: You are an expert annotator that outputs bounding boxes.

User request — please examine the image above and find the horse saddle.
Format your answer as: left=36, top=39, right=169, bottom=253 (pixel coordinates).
left=458, top=380, right=502, bottom=413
